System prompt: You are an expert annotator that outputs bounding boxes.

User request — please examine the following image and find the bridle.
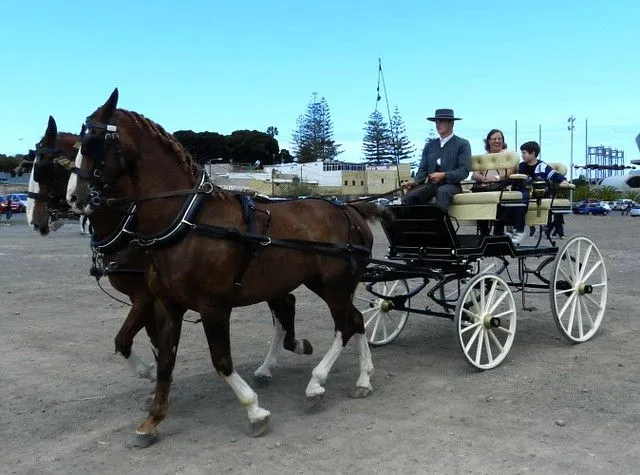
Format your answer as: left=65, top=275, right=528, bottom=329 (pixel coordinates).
left=71, top=118, right=127, bottom=209
left=27, top=139, right=79, bottom=219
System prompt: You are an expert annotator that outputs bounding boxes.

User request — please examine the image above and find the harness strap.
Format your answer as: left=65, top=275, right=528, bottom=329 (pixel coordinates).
left=191, top=223, right=371, bottom=262
left=104, top=181, right=215, bottom=207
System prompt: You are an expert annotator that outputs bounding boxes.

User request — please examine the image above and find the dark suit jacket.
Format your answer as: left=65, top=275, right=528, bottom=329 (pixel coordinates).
left=415, top=135, right=471, bottom=185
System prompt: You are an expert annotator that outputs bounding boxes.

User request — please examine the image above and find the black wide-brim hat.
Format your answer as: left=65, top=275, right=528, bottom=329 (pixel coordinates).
left=427, top=108, right=461, bottom=121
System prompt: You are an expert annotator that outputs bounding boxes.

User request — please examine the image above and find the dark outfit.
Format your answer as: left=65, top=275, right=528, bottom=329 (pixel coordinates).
left=404, top=135, right=471, bottom=209
left=509, top=160, right=567, bottom=233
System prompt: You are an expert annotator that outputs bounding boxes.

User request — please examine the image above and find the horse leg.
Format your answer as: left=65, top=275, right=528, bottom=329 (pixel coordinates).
left=304, top=283, right=374, bottom=406
left=201, top=305, right=270, bottom=437
left=254, top=293, right=313, bottom=386
left=114, top=294, right=157, bottom=381
left=131, top=298, right=184, bottom=448
left=350, top=306, right=374, bottom=399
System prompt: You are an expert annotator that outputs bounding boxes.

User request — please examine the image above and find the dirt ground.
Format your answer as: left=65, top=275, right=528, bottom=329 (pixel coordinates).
left=1, top=212, right=639, bottom=474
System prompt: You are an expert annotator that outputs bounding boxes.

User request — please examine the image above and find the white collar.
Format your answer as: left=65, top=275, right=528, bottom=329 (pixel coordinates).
left=439, top=133, right=454, bottom=148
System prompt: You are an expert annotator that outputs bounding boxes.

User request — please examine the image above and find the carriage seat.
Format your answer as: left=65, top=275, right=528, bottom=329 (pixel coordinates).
left=448, top=152, right=571, bottom=225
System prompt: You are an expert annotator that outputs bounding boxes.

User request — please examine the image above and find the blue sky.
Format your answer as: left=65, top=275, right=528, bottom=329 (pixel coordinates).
left=1, top=0, right=638, bottom=174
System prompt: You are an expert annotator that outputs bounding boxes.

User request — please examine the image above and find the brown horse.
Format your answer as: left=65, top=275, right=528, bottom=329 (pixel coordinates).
left=67, top=89, right=387, bottom=445
left=27, top=116, right=161, bottom=379
left=31, top=116, right=315, bottom=390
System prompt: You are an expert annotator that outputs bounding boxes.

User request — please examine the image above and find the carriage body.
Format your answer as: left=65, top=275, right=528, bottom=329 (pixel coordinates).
left=357, top=153, right=607, bottom=370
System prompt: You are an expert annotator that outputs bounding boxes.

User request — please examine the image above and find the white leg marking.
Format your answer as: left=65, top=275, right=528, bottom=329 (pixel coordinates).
left=26, top=161, right=39, bottom=226
left=225, top=371, right=270, bottom=424
left=126, top=351, right=157, bottom=381
left=354, top=333, right=374, bottom=391
left=254, top=318, right=285, bottom=379
left=305, top=331, right=344, bottom=398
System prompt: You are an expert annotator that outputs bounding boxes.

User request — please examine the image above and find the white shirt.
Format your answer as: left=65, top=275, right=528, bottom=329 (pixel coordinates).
left=439, top=133, right=453, bottom=148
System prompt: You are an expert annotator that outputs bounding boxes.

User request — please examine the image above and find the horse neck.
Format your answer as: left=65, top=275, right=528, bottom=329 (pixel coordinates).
left=132, top=148, right=198, bottom=235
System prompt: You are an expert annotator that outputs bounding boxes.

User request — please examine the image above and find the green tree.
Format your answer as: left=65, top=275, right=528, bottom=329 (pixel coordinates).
left=389, top=106, right=415, bottom=163
left=292, top=93, right=342, bottom=163
left=227, top=130, right=279, bottom=166
left=623, top=190, right=640, bottom=202
left=362, top=110, right=393, bottom=163
left=266, top=126, right=279, bottom=138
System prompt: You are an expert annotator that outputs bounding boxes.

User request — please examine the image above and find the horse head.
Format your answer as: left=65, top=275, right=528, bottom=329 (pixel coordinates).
left=28, top=116, right=79, bottom=235
left=67, top=88, right=198, bottom=234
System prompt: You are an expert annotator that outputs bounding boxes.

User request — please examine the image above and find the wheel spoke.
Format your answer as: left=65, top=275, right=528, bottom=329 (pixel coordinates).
left=566, top=295, right=578, bottom=334
left=460, top=320, right=481, bottom=334
left=379, top=315, right=389, bottom=341
left=387, top=280, right=400, bottom=294
left=590, top=282, right=606, bottom=288
left=469, top=287, right=481, bottom=313
left=369, top=314, right=381, bottom=338
left=474, top=328, right=484, bottom=363
left=559, top=266, right=574, bottom=285
left=364, top=310, right=380, bottom=327
left=573, top=241, right=581, bottom=280
left=485, top=279, right=498, bottom=311
left=584, top=293, right=604, bottom=312
left=487, top=290, right=509, bottom=315
left=557, top=292, right=576, bottom=318
left=464, top=325, right=482, bottom=352
left=554, top=287, right=574, bottom=296
left=579, top=295, right=595, bottom=327
left=487, top=328, right=504, bottom=351
left=577, top=244, right=593, bottom=281
left=361, top=306, right=380, bottom=315
left=494, top=325, right=514, bottom=335
left=582, top=259, right=603, bottom=282
left=354, top=294, right=376, bottom=304
left=479, top=278, right=486, bottom=312
left=461, top=307, right=480, bottom=320
left=576, top=293, right=584, bottom=339
left=482, top=330, right=493, bottom=364
left=492, top=309, right=515, bottom=319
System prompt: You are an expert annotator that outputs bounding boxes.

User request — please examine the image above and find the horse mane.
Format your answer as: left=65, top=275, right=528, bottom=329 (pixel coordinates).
left=114, top=108, right=233, bottom=201
left=117, top=109, right=200, bottom=177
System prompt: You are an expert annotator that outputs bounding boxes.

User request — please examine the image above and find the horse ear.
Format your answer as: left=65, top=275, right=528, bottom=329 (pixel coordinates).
left=45, top=115, right=57, bottom=138
left=101, top=88, right=119, bottom=119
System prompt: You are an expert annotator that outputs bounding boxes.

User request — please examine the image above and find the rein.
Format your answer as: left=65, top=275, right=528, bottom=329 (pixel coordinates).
left=102, top=181, right=215, bottom=207
left=345, top=176, right=427, bottom=204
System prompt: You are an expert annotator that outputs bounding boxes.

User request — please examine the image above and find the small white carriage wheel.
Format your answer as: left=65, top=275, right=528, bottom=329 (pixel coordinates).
left=549, top=235, right=607, bottom=342
left=354, top=280, right=410, bottom=346
left=454, top=273, right=517, bottom=370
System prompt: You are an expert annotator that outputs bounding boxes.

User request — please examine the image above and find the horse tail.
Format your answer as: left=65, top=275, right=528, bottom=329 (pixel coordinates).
left=347, top=201, right=393, bottom=224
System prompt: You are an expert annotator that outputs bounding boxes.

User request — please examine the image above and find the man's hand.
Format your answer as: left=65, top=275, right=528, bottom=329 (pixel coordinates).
left=404, top=181, right=418, bottom=190
left=428, top=171, right=446, bottom=183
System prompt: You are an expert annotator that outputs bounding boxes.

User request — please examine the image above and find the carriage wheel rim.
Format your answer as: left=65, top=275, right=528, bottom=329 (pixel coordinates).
left=550, top=235, right=607, bottom=342
left=356, top=279, right=410, bottom=346
left=455, top=273, right=517, bottom=370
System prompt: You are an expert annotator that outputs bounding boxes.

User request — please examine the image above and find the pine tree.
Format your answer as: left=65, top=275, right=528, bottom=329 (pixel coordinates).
left=362, top=110, right=393, bottom=163
left=292, top=93, right=342, bottom=163
left=389, top=106, right=416, bottom=162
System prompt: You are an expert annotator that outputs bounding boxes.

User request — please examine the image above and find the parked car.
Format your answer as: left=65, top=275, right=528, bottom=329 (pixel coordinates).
left=630, top=205, right=640, bottom=217
left=573, top=203, right=610, bottom=215
left=6, top=193, right=28, bottom=212
left=598, top=201, right=611, bottom=211
left=0, top=196, right=21, bottom=214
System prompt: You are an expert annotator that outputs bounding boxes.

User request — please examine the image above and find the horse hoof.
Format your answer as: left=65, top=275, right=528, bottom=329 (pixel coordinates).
left=305, top=392, right=325, bottom=410
left=253, top=374, right=272, bottom=388
left=126, top=432, right=159, bottom=449
left=350, top=386, right=373, bottom=399
left=247, top=416, right=270, bottom=438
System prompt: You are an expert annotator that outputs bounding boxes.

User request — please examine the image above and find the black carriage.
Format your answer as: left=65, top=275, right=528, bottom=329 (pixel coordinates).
left=356, top=163, right=607, bottom=370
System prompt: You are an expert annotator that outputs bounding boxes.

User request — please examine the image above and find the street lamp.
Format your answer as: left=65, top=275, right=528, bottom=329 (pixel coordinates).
left=567, top=116, right=575, bottom=182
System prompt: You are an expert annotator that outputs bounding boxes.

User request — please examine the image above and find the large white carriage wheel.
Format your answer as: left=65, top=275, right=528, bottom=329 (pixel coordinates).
left=454, top=273, right=517, bottom=370
left=549, top=235, right=607, bottom=342
left=354, top=280, right=410, bottom=346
